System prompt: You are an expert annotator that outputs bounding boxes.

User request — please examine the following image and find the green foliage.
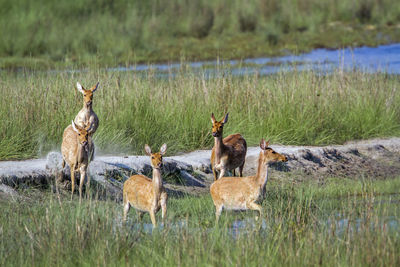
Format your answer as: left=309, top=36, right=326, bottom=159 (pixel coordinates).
left=1, top=68, right=399, bottom=160
left=1, top=177, right=399, bottom=266
left=1, top=0, right=400, bottom=66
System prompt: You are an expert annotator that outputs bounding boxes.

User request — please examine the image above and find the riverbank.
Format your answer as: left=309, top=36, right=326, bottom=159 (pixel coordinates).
left=1, top=137, right=400, bottom=199
left=2, top=0, right=400, bottom=70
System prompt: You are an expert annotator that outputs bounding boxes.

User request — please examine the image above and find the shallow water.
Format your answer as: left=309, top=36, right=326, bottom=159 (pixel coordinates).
left=116, top=195, right=400, bottom=238
left=112, top=43, right=400, bottom=76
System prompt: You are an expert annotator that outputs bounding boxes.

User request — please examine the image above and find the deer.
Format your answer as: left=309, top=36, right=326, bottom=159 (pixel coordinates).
left=61, top=120, right=94, bottom=201
left=210, top=112, right=247, bottom=181
left=210, top=138, right=288, bottom=223
left=123, top=144, right=168, bottom=227
left=74, top=82, right=99, bottom=161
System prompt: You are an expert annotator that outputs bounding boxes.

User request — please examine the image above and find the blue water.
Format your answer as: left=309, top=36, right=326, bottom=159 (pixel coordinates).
left=112, top=43, right=400, bottom=76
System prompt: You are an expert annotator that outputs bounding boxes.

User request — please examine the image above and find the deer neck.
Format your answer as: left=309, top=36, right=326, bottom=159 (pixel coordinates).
left=83, top=102, right=93, bottom=113
left=152, top=167, right=163, bottom=194
left=255, top=154, right=269, bottom=188
left=214, top=134, right=225, bottom=161
left=77, top=143, right=88, bottom=164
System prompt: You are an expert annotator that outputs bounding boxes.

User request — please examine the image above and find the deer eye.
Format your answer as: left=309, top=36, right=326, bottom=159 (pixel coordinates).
left=151, top=156, right=155, bottom=159
left=272, top=151, right=276, bottom=154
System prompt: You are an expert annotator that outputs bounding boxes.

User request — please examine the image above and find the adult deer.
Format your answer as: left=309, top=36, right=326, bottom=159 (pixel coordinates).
left=74, top=82, right=99, bottom=161
left=210, top=113, right=247, bottom=180
left=61, top=121, right=94, bottom=200
left=123, top=144, right=168, bottom=227
left=210, top=139, right=287, bottom=223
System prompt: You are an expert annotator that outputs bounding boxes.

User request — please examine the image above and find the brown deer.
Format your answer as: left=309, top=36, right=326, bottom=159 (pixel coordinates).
left=61, top=120, right=94, bottom=200
left=74, top=82, right=99, bottom=161
left=123, top=144, right=168, bottom=227
left=210, top=138, right=287, bottom=223
left=210, top=112, right=247, bottom=181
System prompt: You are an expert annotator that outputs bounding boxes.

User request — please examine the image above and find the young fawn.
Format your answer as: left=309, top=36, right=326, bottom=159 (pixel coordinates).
left=74, top=82, right=99, bottom=161
left=210, top=113, right=247, bottom=180
left=123, top=144, right=168, bottom=227
left=210, top=139, right=287, bottom=223
left=61, top=121, right=94, bottom=200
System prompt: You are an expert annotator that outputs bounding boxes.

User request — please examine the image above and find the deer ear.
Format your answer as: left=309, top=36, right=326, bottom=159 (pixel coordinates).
left=77, top=82, right=85, bottom=94
left=91, top=82, right=99, bottom=93
left=265, top=139, right=270, bottom=148
left=260, top=138, right=267, bottom=150
left=211, top=113, right=216, bottom=123
left=222, top=112, right=229, bottom=124
left=160, top=143, right=167, bottom=155
left=71, top=120, right=80, bottom=134
left=144, top=144, right=152, bottom=156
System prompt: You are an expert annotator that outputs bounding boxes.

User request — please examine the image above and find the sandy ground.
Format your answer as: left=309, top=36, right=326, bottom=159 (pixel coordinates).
left=1, top=137, right=400, bottom=198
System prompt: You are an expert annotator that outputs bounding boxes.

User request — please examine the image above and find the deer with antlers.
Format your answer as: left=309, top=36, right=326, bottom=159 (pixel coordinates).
left=210, top=113, right=247, bottom=181
left=210, top=139, right=288, bottom=223
left=123, top=144, right=168, bottom=227
left=74, top=82, right=99, bottom=161
left=61, top=121, right=94, bottom=200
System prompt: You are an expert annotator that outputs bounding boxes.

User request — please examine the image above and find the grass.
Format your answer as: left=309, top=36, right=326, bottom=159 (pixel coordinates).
left=1, top=0, right=400, bottom=68
left=1, top=176, right=399, bottom=266
left=1, top=67, right=400, bottom=160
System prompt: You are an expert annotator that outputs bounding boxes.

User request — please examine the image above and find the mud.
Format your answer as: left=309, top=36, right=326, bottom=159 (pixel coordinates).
left=0, top=137, right=399, bottom=198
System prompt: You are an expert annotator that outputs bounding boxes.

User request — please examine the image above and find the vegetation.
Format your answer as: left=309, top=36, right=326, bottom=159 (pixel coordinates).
left=1, top=67, right=399, bottom=160
left=1, top=176, right=399, bottom=266
left=1, top=0, right=400, bottom=68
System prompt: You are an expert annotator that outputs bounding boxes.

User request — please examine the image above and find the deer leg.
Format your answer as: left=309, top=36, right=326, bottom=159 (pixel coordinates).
left=233, top=169, right=236, bottom=177
left=70, top=165, right=76, bottom=200
left=79, top=166, right=87, bottom=202
left=89, top=138, right=95, bottom=162
left=160, top=192, right=168, bottom=224
left=239, top=161, right=245, bottom=177
left=150, top=209, right=157, bottom=228
left=123, top=201, right=130, bottom=223
left=247, top=202, right=262, bottom=221
left=215, top=205, right=223, bottom=224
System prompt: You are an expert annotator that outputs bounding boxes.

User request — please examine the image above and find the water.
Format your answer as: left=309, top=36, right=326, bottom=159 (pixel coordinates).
left=112, top=43, right=400, bottom=76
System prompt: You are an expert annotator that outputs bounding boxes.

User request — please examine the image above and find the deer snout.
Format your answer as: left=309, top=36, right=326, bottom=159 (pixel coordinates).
left=281, top=155, right=288, bottom=162
left=212, top=132, right=218, bottom=137
left=157, top=162, right=163, bottom=168
left=82, top=141, right=88, bottom=147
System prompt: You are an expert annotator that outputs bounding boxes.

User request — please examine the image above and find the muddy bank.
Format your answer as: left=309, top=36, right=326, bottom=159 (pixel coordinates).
left=1, top=138, right=399, bottom=198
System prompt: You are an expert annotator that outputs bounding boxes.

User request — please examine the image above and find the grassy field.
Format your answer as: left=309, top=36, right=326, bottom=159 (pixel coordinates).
left=1, top=67, right=399, bottom=160
left=1, top=176, right=399, bottom=266
left=1, top=0, right=400, bottom=68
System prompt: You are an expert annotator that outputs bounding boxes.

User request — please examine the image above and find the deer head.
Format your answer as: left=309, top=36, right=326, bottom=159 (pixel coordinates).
left=259, top=138, right=288, bottom=164
left=211, top=112, right=229, bottom=138
left=145, top=144, right=167, bottom=169
left=77, top=82, right=99, bottom=107
left=71, top=120, right=90, bottom=150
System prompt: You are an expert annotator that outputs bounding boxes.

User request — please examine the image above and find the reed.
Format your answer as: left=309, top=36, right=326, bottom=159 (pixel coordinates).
left=1, top=176, right=399, bottom=266
left=0, top=67, right=399, bottom=160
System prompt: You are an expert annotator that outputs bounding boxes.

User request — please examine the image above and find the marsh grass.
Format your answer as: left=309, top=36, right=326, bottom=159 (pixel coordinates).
left=1, top=67, right=399, bottom=160
left=1, top=177, right=399, bottom=266
left=1, top=0, right=400, bottom=68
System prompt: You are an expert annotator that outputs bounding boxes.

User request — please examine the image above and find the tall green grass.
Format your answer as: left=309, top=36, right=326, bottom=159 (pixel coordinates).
left=1, top=0, right=400, bottom=67
left=1, top=177, right=399, bottom=266
left=1, top=67, right=399, bottom=160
